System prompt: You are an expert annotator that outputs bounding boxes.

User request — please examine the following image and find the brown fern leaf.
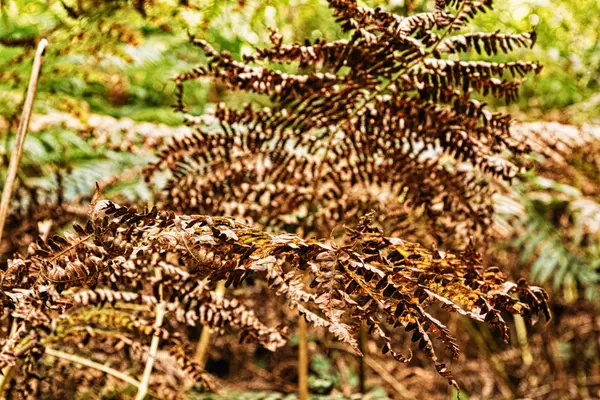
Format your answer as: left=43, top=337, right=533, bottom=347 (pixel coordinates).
left=6, top=199, right=550, bottom=388
left=157, top=0, right=541, bottom=250
left=1, top=0, right=551, bottom=394
left=169, top=346, right=220, bottom=392
left=23, top=201, right=551, bottom=386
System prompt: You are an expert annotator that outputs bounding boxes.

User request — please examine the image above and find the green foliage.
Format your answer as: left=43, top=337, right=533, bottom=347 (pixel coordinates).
left=469, top=0, right=600, bottom=120
left=0, top=126, right=153, bottom=201
left=2, top=0, right=598, bottom=123
left=496, top=173, right=600, bottom=303
left=0, top=0, right=348, bottom=124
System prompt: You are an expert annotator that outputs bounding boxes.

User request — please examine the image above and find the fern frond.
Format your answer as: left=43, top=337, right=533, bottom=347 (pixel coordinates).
left=163, top=0, right=542, bottom=249
left=168, top=346, right=220, bottom=392
left=11, top=201, right=550, bottom=388
left=437, top=31, right=537, bottom=56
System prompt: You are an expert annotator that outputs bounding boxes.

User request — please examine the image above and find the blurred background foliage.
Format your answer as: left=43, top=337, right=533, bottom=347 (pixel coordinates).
left=1, top=0, right=600, bottom=398
left=1, top=0, right=599, bottom=124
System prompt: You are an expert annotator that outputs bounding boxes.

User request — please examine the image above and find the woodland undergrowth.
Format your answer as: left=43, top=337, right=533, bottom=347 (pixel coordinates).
left=0, top=0, right=554, bottom=398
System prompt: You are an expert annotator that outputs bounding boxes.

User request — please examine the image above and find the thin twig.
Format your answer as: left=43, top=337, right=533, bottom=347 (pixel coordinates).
left=194, top=280, right=226, bottom=364
left=358, top=322, right=367, bottom=393
left=513, top=314, right=533, bottom=366
left=364, top=356, right=415, bottom=400
left=0, top=38, right=48, bottom=243
left=45, top=347, right=141, bottom=388
left=326, top=341, right=414, bottom=399
left=135, top=270, right=166, bottom=400
left=297, top=313, right=309, bottom=400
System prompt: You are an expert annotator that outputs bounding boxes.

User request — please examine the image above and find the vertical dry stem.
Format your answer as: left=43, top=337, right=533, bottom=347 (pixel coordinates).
left=194, top=280, right=226, bottom=365
left=0, top=38, right=48, bottom=243
left=358, top=322, right=367, bottom=393
left=514, top=314, right=533, bottom=366
left=135, top=270, right=165, bottom=400
left=298, top=314, right=309, bottom=400
left=461, top=317, right=516, bottom=398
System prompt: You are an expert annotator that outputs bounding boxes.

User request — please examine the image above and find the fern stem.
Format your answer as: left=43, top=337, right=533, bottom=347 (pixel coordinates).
left=194, top=280, right=226, bottom=365
left=0, top=38, right=47, bottom=243
left=358, top=322, right=367, bottom=394
left=460, top=317, right=516, bottom=398
left=513, top=314, right=533, bottom=366
left=298, top=313, right=309, bottom=400
left=309, top=1, right=468, bottom=206
left=364, top=356, right=414, bottom=400
left=48, top=234, right=92, bottom=263
left=355, top=1, right=469, bottom=113
left=45, top=347, right=141, bottom=388
left=135, top=270, right=166, bottom=400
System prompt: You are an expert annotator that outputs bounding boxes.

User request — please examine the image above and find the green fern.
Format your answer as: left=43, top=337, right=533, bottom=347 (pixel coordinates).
left=495, top=173, right=600, bottom=303
left=0, top=127, right=153, bottom=201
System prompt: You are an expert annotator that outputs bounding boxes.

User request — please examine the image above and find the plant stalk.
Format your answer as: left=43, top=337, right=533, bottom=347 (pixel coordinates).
left=45, top=347, right=141, bottom=388
left=194, top=280, right=226, bottom=365
left=514, top=314, right=533, bottom=366
left=460, top=317, right=516, bottom=398
left=136, top=270, right=166, bottom=400
left=358, top=322, right=367, bottom=394
left=0, top=38, right=48, bottom=243
left=298, top=313, right=309, bottom=400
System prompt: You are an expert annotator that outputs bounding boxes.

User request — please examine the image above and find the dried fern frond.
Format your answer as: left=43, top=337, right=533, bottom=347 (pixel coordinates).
left=3, top=201, right=549, bottom=390
left=437, top=31, right=537, bottom=56
left=168, top=346, right=220, bottom=392
left=150, top=0, right=541, bottom=247
left=0, top=1, right=550, bottom=396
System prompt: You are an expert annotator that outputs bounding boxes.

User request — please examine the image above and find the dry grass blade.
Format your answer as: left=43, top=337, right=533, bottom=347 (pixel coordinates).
left=45, top=347, right=141, bottom=388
